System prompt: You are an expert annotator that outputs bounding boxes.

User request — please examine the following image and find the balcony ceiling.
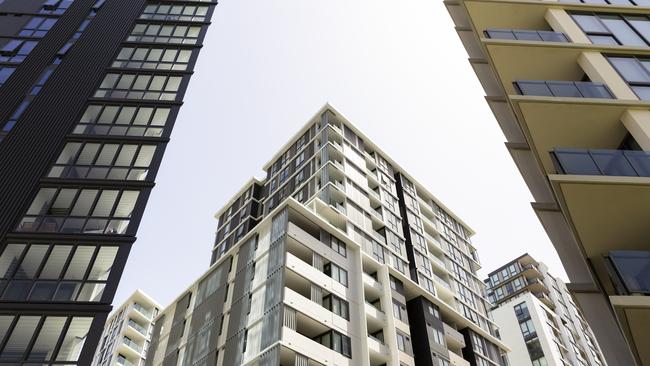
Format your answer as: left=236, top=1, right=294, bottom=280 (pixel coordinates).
left=510, top=98, right=633, bottom=173
left=549, top=174, right=650, bottom=259
left=463, top=0, right=550, bottom=35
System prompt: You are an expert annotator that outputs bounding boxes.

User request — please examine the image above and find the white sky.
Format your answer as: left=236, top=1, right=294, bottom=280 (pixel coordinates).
left=113, top=0, right=568, bottom=308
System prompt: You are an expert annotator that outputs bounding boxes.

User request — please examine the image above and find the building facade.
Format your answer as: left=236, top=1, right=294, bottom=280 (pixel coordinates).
left=0, top=0, right=217, bottom=363
left=92, top=289, right=161, bottom=366
left=485, top=254, right=605, bottom=366
left=445, top=0, right=650, bottom=364
left=145, top=105, right=509, bottom=366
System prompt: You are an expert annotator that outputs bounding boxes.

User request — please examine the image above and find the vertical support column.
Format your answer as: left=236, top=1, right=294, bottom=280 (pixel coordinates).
left=622, top=110, right=650, bottom=150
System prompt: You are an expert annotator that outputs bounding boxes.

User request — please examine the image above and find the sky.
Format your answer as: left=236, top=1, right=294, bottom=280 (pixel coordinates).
left=113, top=0, right=568, bottom=308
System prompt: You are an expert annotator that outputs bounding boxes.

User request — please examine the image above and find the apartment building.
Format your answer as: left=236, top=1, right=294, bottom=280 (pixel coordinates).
left=92, top=290, right=161, bottom=366
left=144, top=105, right=509, bottom=366
left=485, top=254, right=605, bottom=366
left=0, top=0, right=217, bottom=363
left=445, top=0, right=650, bottom=364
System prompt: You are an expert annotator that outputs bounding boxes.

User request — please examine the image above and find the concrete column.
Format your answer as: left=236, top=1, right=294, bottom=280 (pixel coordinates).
left=570, top=285, right=639, bottom=366
left=621, top=110, right=650, bottom=150
left=578, top=52, right=638, bottom=100
left=545, top=8, right=589, bottom=43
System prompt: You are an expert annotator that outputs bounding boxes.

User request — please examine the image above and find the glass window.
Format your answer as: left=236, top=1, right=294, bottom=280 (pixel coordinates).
left=0, top=244, right=26, bottom=278
left=609, top=57, right=650, bottom=83
left=18, top=187, right=140, bottom=235
left=28, top=316, right=67, bottom=361
left=94, top=73, right=183, bottom=101
left=127, top=23, right=202, bottom=44
left=56, top=317, right=92, bottom=361
left=627, top=16, right=650, bottom=43
left=573, top=14, right=608, bottom=33
left=19, top=17, right=57, bottom=37
left=0, top=66, right=15, bottom=86
left=49, top=142, right=156, bottom=181
left=0, top=316, right=40, bottom=360
left=74, top=104, right=169, bottom=137
left=113, top=46, right=193, bottom=70
left=601, top=16, right=646, bottom=46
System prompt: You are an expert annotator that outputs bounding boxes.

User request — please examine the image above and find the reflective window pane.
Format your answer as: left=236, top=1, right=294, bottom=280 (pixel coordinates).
left=40, top=245, right=72, bottom=279
left=56, top=317, right=92, bottom=361
left=0, top=316, right=39, bottom=361
left=0, top=244, right=26, bottom=278
left=64, top=247, right=95, bottom=280
left=28, top=316, right=66, bottom=361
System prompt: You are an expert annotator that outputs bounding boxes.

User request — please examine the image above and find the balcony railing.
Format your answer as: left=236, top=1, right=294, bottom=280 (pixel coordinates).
left=116, top=356, right=136, bottom=366
left=609, top=251, right=650, bottom=294
left=123, top=337, right=142, bottom=353
left=133, top=303, right=153, bottom=318
left=552, top=149, right=650, bottom=177
left=484, top=28, right=568, bottom=42
left=128, top=319, right=148, bottom=335
left=514, top=80, right=613, bottom=99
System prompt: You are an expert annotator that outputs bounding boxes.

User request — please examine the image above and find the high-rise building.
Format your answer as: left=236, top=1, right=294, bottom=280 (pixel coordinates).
left=144, top=105, right=509, bottom=366
left=444, top=0, right=650, bottom=364
left=0, top=0, right=216, bottom=363
left=92, top=289, right=161, bottom=366
left=485, top=254, right=606, bottom=366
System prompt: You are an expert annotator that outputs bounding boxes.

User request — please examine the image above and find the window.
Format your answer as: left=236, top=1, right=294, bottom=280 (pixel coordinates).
left=372, top=241, right=385, bottom=264
left=95, top=73, right=183, bottom=101
left=0, top=67, right=14, bottom=87
left=573, top=13, right=650, bottom=47
left=0, top=315, right=91, bottom=362
left=295, top=151, right=305, bottom=167
left=323, top=262, right=348, bottom=287
left=113, top=46, right=193, bottom=71
left=40, top=0, right=74, bottom=15
left=73, top=104, right=170, bottom=137
left=391, top=253, right=406, bottom=274
left=519, top=319, right=536, bottom=338
left=127, top=23, right=202, bottom=44
left=527, top=339, right=546, bottom=362
left=428, top=323, right=444, bottom=344
left=323, top=294, right=349, bottom=320
left=313, top=330, right=351, bottom=358
left=0, top=243, right=117, bottom=302
left=330, top=236, right=346, bottom=257
left=396, top=331, right=412, bottom=355
left=390, top=275, right=404, bottom=294
left=48, top=142, right=156, bottom=181
left=18, top=187, right=140, bottom=235
left=393, top=300, right=407, bottom=323
left=0, top=40, right=38, bottom=63
left=19, top=17, right=57, bottom=37
left=140, top=3, right=209, bottom=22
left=608, top=56, right=650, bottom=99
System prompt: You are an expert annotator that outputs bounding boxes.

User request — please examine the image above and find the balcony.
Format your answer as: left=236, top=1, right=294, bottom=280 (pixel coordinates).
left=132, top=303, right=153, bottom=319
left=367, top=334, right=390, bottom=365
left=485, top=29, right=568, bottom=42
left=444, top=323, right=466, bottom=349
left=514, top=80, right=613, bottom=99
left=129, top=319, right=148, bottom=334
left=552, top=149, right=650, bottom=177
left=123, top=337, right=142, bottom=352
